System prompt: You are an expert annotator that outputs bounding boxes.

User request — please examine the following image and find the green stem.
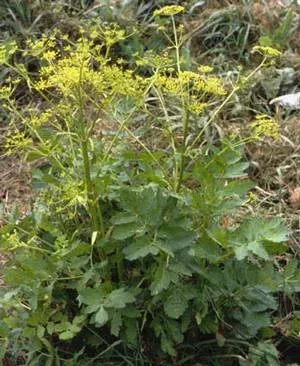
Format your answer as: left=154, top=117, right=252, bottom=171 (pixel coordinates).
left=171, top=15, right=189, bottom=193
left=105, top=45, right=111, bottom=60
left=171, top=16, right=181, bottom=73
left=80, top=137, right=103, bottom=234
left=188, top=56, right=267, bottom=155
left=188, top=85, right=240, bottom=152
left=77, top=60, right=104, bottom=237
left=116, top=248, right=124, bottom=283
left=176, top=106, right=190, bottom=193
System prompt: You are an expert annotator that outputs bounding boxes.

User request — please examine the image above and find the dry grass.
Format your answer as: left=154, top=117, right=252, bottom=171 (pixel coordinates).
left=0, top=154, right=32, bottom=226
left=247, top=115, right=300, bottom=253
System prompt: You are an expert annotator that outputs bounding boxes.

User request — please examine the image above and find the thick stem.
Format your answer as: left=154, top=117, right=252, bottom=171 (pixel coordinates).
left=116, top=248, right=124, bottom=283
left=176, top=106, right=190, bottom=193
left=171, top=16, right=181, bottom=74
left=171, top=14, right=188, bottom=193
left=80, top=136, right=104, bottom=235
left=77, top=60, right=104, bottom=237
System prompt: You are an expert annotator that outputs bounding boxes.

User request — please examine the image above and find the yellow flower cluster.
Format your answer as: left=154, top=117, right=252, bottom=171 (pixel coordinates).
left=102, top=24, right=126, bottom=47
left=34, top=38, right=145, bottom=100
left=58, top=180, right=86, bottom=214
left=195, top=76, right=226, bottom=96
left=198, top=65, right=213, bottom=73
left=155, top=70, right=226, bottom=97
left=247, top=192, right=258, bottom=202
left=1, top=230, right=24, bottom=252
left=37, top=58, right=94, bottom=96
left=25, top=34, right=57, bottom=59
left=25, top=108, right=53, bottom=127
left=0, top=40, right=17, bottom=64
left=155, top=70, right=225, bottom=115
left=154, top=5, right=185, bottom=16
left=43, top=50, right=57, bottom=62
left=40, top=177, right=87, bottom=219
left=89, top=25, right=100, bottom=40
left=251, top=114, right=280, bottom=140
left=0, top=85, right=12, bottom=99
left=188, top=100, right=208, bottom=114
left=252, top=46, right=282, bottom=58
left=5, top=130, right=33, bottom=155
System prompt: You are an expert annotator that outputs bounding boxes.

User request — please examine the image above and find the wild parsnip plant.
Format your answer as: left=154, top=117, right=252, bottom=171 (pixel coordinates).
left=0, top=5, right=297, bottom=365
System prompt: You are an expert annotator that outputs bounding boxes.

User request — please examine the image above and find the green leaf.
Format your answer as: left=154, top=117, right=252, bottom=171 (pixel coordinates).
left=112, top=222, right=142, bottom=240
left=123, top=318, right=138, bottom=345
left=279, top=260, right=300, bottom=292
left=260, top=219, right=289, bottom=242
left=192, top=240, right=222, bottom=263
left=248, top=241, right=269, bottom=260
left=59, top=330, right=75, bottom=340
left=222, top=180, right=254, bottom=196
left=111, top=311, right=122, bottom=336
left=234, top=246, right=249, bottom=260
left=161, top=332, right=176, bottom=356
left=165, top=318, right=184, bottom=343
left=119, top=186, right=178, bottom=227
left=36, top=325, right=45, bottom=339
left=223, top=162, right=249, bottom=178
left=95, top=306, right=109, bottom=326
left=137, top=187, right=171, bottom=225
left=164, top=291, right=189, bottom=319
left=77, top=287, right=106, bottom=307
left=168, top=259, right=193, bottom=277
left=231, top=218, right=288, bottom=260
left=207, top=227, right=230, bottom=248
left=243, top=341, right=280, bottom=366
left=0, top=322, right=9, bottom=338
left=158, top=225, right=196, bottom=252
left=123, top=237, right=159, bottom=260
left=105, top=288, right=135, bottom=309
left=244, top=287, right=277, bottom=312
left=110, top=212, right=137, bottom=225
left=242, top=311, right=271, bottom=336
left=259, top=35, right=273, bottom=47
left=150, top=266, right=177, bottom=295
left=217, top=198, right=244, bottom=213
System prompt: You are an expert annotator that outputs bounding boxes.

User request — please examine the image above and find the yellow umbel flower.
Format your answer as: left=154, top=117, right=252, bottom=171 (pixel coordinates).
left=25, top=34, right=56, bottom=59
left=25, top=109, right=54, bottom=127
left=5, top=130, right=33, bottom=155
left=251, top=114, right=280, bottom=140
left=195, top=76, right=226, bottom=96
left=102, top=24, right=126, bottom=46
left=155, top=70, right=226, bottom=97
left=33, top=35, right=146, bottom=102
left=188, top=99, right=208, bottom=115
left=198, top=65, right=213, bottom=73
left=0, top=40, right=17, bottom=64
left=247, top=192, right=258, bottom=202
left=154, top=5, right=184, bottom=16
left=252, top=46, right=281, bottom=58
left=43, top=50, right=57, bottom=62
left=1, top=230, right=25, bottom=251
left=0, top=85, right=12, bottom=99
